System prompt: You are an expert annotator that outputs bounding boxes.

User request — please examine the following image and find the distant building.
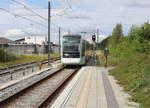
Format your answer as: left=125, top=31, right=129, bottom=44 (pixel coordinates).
left=0, top=37, right=14, bottom=44
left=45, top=42, right=60, bottom=53
left=0, top=36, right=60, bottom=54
left=52, top=43, right=60, bottom=53
left=14, top=38, right=25, bottom=44
left=15, top=37, right=46, bottom=45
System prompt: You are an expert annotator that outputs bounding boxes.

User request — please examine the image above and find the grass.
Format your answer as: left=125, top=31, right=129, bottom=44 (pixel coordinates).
left=96, top=50, right=121, bottom=67
left=98, top=50, right=150, bottom=108
left=0, top=53, right=60, bottom=68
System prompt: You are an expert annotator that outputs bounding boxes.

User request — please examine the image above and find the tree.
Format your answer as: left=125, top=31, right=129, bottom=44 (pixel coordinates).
left=111, top=23, right=124, bottom=45
left=138, top=22, right=150, bottom=53
left=98, top=36, right=111, bottom=49
left=128, top=25, right=140, bottom=40
left=139, top=22, right=150, bottom=40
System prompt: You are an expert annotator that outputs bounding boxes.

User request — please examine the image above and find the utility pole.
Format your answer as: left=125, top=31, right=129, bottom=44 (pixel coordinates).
left=80, top=31, right=87, bottom=53
left=48, top=1, right=51, bottom=66
left=97, top=28, right=99, bottom=50
left=68, top=28, right=70, bottom=34
left=59, top=27, right=61, bottom=54
left=93, top=29, right=96, bottom=35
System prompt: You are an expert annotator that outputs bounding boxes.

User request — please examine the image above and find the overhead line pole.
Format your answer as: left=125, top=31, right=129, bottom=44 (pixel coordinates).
left=48, top=1, right=51, bottom=66
left=97, top=28, right=99, bottom=50
left=59, top=27, right=61, bottom=55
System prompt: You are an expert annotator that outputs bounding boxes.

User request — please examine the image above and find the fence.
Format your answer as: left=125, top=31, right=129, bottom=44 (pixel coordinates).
left=0, top=44, right=59, bottom=55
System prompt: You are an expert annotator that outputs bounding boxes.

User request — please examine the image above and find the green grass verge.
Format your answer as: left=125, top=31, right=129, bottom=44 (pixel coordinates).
left=0, top=53, right=60, bottom=67
left=98, top=50, right=150, bottom=108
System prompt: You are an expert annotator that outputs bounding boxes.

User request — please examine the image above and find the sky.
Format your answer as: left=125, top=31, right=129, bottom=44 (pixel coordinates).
left=0, top=0, right=150, bottom=43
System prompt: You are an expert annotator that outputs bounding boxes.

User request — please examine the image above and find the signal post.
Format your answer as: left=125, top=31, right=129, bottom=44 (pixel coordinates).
left=92, top=35, right=97, bottom=65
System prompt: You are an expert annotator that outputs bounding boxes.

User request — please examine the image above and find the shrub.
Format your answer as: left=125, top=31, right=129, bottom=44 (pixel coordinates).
left=0, top=48, right=17, bottom=62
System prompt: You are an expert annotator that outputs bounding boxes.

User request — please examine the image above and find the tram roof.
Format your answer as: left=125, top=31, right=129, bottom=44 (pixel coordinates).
left=63, top=34, right=81, bottom=37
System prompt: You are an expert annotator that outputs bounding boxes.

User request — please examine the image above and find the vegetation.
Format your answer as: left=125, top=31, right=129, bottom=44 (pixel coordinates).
left=0, top=48, right=17, bottom=62
left=0, top=50, right=59, bottom=67
left=98, top=22, right=150, bottom=108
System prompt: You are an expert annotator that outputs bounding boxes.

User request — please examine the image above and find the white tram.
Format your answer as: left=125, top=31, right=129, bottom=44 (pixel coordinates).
left=61, top=34, right=86, bottom=65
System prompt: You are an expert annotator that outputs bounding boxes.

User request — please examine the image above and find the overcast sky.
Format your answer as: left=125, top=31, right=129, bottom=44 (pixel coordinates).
left=0, top=0, right=150, bottom=43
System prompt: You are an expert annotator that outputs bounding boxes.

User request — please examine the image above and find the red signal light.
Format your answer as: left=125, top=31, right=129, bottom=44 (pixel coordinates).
left=92, top=35, right=96, bottom=41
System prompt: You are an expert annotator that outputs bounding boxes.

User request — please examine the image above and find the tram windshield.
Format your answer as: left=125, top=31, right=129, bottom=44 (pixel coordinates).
left=63, top=46, right=79, bottom=52
left=63, top=36, right=81, bottom=44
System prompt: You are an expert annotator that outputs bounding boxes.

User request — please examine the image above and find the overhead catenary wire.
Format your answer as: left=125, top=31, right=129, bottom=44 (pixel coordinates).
left=0, top=7, right=59, bottom=33
left=12, top=0, right=84, bottom=33
left=0, top=8, right=48, bottom=28
left=65, top=0, right=93, bottom=26
left=11, top=0, right=71, bottom=20
left=63, top=11, right=84, bottom=31
left=11, top=0, right=68, bottom=31
left=62, top=0, right=90, bottom=31
left=2, top=0, right=88, bottom=34
left=11, top=0, right=48, bottom=21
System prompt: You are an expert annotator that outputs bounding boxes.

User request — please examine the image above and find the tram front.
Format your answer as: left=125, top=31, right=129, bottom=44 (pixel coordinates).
left=61, top=34, right=81, bottom=65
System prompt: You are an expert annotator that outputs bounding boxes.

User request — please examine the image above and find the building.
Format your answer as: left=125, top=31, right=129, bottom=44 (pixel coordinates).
left=0, top=36, right=59, bottom=54
left=51, top=43, right=60, bottom=53
left=15, top=37, right=46, bottom=45
left=0, top=37, right=14, bottom=44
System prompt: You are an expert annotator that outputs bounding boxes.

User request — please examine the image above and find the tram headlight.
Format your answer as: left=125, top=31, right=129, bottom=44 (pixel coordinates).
left=64, top=53, right=69, bottom=56
left=63, top=53, right=69, bottom=58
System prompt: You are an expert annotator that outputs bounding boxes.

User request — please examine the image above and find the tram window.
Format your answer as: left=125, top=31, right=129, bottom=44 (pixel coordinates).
left=63, top=37, right=80, bottom=43
left=63, top=46, right=79, bottom=52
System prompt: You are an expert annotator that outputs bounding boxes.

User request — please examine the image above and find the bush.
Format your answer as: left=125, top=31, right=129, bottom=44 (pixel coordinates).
left=106, top=23, right=150, bottom=57
left=98, top=22, right=150, bottom=108
left=0, top=48, right=17, bottom=62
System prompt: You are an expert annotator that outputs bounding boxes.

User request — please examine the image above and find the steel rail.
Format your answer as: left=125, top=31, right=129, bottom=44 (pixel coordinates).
left=0, top=66, right=80, bottom=108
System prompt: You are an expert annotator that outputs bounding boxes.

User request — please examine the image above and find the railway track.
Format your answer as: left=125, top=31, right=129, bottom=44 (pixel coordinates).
left=0, top=66, right=80, bottom=108
left=0, top=57, right=60, bottom=73
left=0, top=57, right=60, bottom=81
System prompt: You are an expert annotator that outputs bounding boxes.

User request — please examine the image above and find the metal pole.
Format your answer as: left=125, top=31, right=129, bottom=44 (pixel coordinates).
left=48, top=1, right=51, bottom=66
left=59, top=27, right=61, bottom=54
left=4, top=45, right=6, bottom=63
left=80, top=32, right=87, bottom=54
left=97, top=28, right=99, bottom=50
left=84, top=33, right=86, bottom=54
left=68, top=29, right=70, bottom=34
left=2, top=44, right=6, bottom=63
left=93, top=29, right=96, bottom=35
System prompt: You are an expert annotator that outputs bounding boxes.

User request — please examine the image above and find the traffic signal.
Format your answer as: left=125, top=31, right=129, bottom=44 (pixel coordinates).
left=92, top=35, right=96, bottom=41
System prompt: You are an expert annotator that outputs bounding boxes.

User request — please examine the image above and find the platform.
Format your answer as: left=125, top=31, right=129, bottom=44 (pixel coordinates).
left=51, top=66, right=138, bottom=108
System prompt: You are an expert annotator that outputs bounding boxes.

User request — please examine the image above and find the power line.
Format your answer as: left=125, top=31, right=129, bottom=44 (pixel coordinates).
left=3, top=0, right=87, bottom=34
left=52, top=7, right=70, bottom=18
left=50, top=1, right=80, bottom=32
left=11, top=0, right=69, bottom=31
left=0, top=7, right=59, bottom=33
left=11, top=0, right=71, bottom=20
left=12, top=0, right=81, bottom=31
left=11, top=0, right=48, bottom=21
left=0, top=8, right=48, bottom=28
left=65, top=13, right=83, bottom=29
left=61, top=0, right=88, bottom=30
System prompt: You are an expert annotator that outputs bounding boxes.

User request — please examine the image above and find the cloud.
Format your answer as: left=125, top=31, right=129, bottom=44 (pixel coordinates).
left=127, top=2, right=150, bottom=8
left=0, top=29, right=24, bottom=40
left=0, top=28, right=48, bottom=40
left=109, top=0, right=150, bottom=8
left=0, top=0, right=150, bottom=43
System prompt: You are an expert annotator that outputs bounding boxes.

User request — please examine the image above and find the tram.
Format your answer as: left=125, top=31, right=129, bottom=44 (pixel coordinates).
left=61, top=34, right=86, bottom=65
